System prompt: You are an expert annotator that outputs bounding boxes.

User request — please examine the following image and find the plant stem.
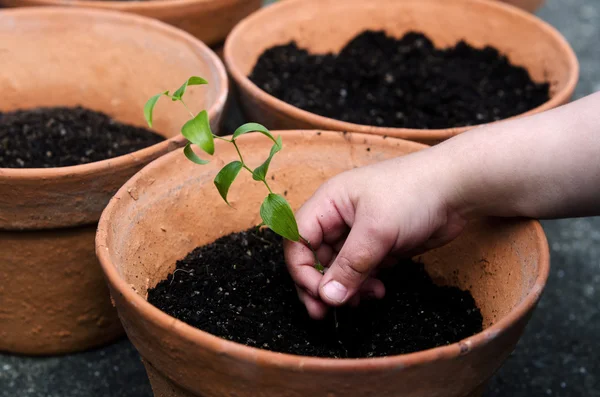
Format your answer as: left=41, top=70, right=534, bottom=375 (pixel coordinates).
left=178, top=98, right=196, bottom=119
left=214, top=135, right=231, bottom=142
left=301, top=236, right=325, bottom=273
left=262, top=180, right=274, bottom=194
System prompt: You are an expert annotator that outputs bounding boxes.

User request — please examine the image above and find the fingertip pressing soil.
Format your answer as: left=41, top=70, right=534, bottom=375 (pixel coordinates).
left=148, top=228, right=483, bottom=358
left=0, top=106, right=165, bottom=168
left=249, top=30, right=550, bottom=130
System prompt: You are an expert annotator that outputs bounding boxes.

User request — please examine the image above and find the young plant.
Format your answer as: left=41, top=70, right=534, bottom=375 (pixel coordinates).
left=144, top=76, right=323, bottom=272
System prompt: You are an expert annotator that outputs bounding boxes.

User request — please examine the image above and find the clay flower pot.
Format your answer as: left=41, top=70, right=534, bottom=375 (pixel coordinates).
left=96, top=130, right=549, bottom=397
left=225, top=0, right=578, bottom=144
left=0, top=0, right=261, bottom=47
left=0, top=7, right=227, bottom=355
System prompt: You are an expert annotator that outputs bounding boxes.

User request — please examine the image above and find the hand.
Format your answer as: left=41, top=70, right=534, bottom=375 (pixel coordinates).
left=284, top=150, right=466, bottom=319
left=285, top=92, right=600, bottom=320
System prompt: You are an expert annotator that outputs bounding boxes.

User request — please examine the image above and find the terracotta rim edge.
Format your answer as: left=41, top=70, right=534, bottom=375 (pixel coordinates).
left=0, top=6, right=228, bottom=180
left=96, top=130, right=551, bottom=371
left=223, top=0, right=579, bottom=141
left=6, top=0, right=245, bottom=12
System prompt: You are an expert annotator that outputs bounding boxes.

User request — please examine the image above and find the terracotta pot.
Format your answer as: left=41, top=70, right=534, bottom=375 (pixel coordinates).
left=224, top=0, right=578, bottom=144
left=0, top=0, right=261, bottom=46
left=97, top=130, right=549, bottom=397
left=496, top=0, right=545, bottom=12
left=0, top=7, right=227, bottom=355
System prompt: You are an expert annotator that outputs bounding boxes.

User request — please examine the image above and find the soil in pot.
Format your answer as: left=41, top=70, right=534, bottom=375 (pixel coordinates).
left=249, top=31, right=551, bottom=130
left=0, top=106, right=164, bottom=168
left=148, top=228, right=483, bottom=358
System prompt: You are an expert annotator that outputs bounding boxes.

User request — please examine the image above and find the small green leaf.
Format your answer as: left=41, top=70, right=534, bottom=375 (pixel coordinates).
left=214, top=161, right=243, bottom=205
left=184, top=143, right=209, bottom=165
left=144, top=91, right=169, bottom=127
left=172, top=76, right=208, bottom=101
left=260, top=193, right=300, bottom=242
left=252, top=136, right=282, bottom=182
left=181, top=110, right=214, bottom=155
left=232, top=123, right=277, bottom=143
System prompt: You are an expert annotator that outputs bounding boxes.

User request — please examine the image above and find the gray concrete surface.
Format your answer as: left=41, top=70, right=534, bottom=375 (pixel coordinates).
left=1, top=0, right=598, bottom=395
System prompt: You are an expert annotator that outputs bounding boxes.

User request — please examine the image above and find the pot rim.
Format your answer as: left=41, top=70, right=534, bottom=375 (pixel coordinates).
left=2, top=0, right=245, bottom=11
left=0, top=6, right=228, bottom=180
left=96, top=129, right=550, bottom=371
left=224, top=0, right=579, bottom=142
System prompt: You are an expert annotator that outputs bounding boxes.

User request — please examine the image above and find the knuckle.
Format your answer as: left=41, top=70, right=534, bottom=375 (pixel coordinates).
left=335, top=253, right=370, bottom=284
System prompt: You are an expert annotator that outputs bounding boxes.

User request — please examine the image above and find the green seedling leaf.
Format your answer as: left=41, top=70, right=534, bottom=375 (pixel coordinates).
left=172, top=76, right=208, bottom=101
left=144, top=91, right=169, bottom=128
left=253, top=136, right=282, bottom=182
left=232, top=123, right=277, bottom=144
left=260, top=193, right=300, bottom=242
left=184, top=143, right=209, bottom=165
left=181, top=110, right=214, bottom=155
left=214, top=161, right=243, bottom=205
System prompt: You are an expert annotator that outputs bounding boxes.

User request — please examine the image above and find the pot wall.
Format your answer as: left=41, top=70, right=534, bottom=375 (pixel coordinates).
left=0, top=226, right=123, bottom=355
left=0, top=7, right=228, bottom=354
left=97, top=131, right=549, bottom=397
left=0, top=0, right=262, bottom=46
left=498, top=0, right=545, bottom=12
left=225, top=0, right=578, bottom=144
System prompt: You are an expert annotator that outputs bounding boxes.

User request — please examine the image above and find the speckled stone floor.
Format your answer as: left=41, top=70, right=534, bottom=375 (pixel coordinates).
left=1, top=0, right=599, bottom=396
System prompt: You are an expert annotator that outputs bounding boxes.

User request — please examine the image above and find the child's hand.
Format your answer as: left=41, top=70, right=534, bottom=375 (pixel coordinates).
left=285, top=92, right=600, bottom=319
left=284, top=151, right=466, bottom=319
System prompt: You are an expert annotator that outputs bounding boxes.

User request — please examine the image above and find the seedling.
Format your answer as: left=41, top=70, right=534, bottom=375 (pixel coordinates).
left=144, top=76, right=323, bottom=273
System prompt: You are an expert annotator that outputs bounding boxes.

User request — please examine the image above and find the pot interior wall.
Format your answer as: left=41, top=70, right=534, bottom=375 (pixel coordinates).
left=230, top=0, right=570, bottom=99
left=105, top=131, right=542, bottom=332
left=0, top=9, right=224, bottom=138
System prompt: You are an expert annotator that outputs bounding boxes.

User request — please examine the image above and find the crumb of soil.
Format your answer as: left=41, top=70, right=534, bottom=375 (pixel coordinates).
left=0, top=106, right=165, bottom=168
left=249, top=30, right=550, bottom=130
left=148, top=228, right=483, bottom=358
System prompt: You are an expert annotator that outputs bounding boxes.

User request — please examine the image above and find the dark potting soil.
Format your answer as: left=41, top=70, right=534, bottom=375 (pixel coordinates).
left=0, top=106, right=165, bottom=168
left=148, top=228, right=483, bottom=358
left=249, top=31, right=551, bottom=129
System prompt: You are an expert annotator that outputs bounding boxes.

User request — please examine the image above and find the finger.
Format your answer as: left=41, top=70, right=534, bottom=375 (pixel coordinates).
left=297, top=287, right=328, bottom=319
left=284, top=183, right=350, bottom=289
left=316, top=244, right=335, bottom=268
left=318, top=218, right=395, bottom=306
left=286, top=262, right=323, bottom=298
left=359, top=277, right=386, bottom=300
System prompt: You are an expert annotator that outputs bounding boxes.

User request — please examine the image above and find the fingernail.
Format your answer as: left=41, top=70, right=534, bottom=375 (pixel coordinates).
left=322, top=280, right=348, bottom=303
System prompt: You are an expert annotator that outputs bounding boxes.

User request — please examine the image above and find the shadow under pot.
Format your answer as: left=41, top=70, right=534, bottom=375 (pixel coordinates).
left=0, top=7, right=227, bottom=355
left=225, top=0, right=578, bottom=144
left=96, top=130, right=549, bottom=397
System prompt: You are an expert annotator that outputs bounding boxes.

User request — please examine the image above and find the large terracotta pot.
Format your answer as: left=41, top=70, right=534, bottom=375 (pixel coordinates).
left=0, top=0, right=261, bottom=46
left=96, top=130, right=549, bottom=397
left=225, top=0, right=578, bottom=144
left=0, top=7, right=228, bottom=355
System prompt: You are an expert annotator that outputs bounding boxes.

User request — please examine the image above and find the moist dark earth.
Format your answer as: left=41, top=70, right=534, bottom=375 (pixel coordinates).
left=148, top=228, right=483, bottom=358
left=0, top=106, right=165, bottom=168
left=250, top=30, right=551, bottom=130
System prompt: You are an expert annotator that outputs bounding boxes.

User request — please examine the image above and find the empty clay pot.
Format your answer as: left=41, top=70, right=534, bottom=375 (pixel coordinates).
left=0, top=7, right=227, bottom=355
left=0, top=0, right=261, bottom=46
left=96, top=130, right=549, bottom=397
left=225, top=0, right=578, bottom=144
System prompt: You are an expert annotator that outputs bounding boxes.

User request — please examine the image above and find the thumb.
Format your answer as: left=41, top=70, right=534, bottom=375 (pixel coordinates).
left=318, top=220, right=394, bottom=306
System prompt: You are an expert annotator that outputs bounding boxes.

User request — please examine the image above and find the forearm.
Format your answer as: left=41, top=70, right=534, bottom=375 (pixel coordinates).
left=439, top=92, right=600, bottom=220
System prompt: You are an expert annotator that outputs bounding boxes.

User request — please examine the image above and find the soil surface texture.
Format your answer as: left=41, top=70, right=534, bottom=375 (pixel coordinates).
left=148, top=228, right=483, bottom=358
left=0, top=106, right=165, bottom=168
left=249, top=31, right=550, bottom=129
